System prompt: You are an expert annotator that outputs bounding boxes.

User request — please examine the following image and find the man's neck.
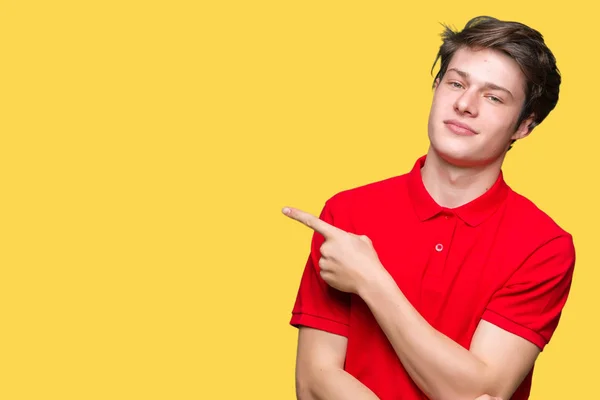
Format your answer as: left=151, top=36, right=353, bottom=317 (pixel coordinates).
left=420, top=148, right=505, bottom=209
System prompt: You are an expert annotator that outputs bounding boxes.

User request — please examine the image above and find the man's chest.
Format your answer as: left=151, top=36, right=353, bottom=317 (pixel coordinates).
left=352, top=212, right=521, bottom=343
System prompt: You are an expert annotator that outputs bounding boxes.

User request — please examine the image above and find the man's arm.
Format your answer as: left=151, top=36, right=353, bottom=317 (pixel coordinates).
left=284, top=207, right=574, bottom=400
left=295, top=325, right=506, bottom=400
left=295, top=327, right=380, bottom=400
left=359, top=274, right=540, bottom=400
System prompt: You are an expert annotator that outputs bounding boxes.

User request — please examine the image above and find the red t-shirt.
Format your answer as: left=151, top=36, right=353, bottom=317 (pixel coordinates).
left=290, top=155, right=576, bottom=399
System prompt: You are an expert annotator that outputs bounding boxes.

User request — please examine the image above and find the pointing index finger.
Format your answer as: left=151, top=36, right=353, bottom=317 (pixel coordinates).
left=282, top=207, right=342, bottom=238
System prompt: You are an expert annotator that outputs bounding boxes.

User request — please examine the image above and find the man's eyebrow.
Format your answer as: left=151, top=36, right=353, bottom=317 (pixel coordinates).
left=446, top=68, right=514, bottom=99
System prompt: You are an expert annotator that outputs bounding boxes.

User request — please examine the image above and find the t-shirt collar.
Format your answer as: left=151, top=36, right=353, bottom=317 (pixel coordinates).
left=407, top=155, right=509, bottom=227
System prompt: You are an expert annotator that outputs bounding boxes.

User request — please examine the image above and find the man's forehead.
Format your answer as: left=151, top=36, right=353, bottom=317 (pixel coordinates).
left=446, top=48, right=526, bottom=91
left=448, top=48, right=519, bottom=71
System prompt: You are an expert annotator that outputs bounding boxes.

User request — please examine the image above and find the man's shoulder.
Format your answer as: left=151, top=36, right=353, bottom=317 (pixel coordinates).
left=506, top=188, right=573, bottom=242
left=503, top=189, right=576, bottom=291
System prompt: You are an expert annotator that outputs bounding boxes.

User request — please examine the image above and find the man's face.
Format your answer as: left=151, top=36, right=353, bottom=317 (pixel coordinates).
left=427, top=46, right=533, bottom=167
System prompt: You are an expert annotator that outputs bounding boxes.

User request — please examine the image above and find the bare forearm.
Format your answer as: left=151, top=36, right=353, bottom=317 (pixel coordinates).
left=359, top=272, right=491, bottom=400
left=299, top=368, right=380, bottom=400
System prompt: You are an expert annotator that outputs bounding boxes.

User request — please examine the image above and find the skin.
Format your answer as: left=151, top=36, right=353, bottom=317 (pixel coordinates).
left=423, top=46, right=534, bottom=208
left=286, top=47, right=541, bottom=400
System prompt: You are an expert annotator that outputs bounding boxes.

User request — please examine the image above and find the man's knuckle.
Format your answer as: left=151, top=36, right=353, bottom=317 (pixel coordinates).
left=320, top=244, right=328, bottom=256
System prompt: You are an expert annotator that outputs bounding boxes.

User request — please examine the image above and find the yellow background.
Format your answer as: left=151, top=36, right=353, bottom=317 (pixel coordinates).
left=1, top=1, right=596, bottom=399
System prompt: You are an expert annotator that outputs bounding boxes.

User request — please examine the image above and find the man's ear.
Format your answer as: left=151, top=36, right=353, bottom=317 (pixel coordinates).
left=511, top=114, right=536, bottom=141
left=433, top=78, right=440, bottom=90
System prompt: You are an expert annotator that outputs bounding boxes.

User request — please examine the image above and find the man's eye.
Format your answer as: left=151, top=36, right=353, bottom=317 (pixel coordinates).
left=449, top=82, right=463, bottom=89
left=488, top=96, right=502, bottom=103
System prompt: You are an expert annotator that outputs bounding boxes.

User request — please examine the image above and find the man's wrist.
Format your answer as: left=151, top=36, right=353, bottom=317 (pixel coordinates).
left=358, top=263, right=394, bottom=301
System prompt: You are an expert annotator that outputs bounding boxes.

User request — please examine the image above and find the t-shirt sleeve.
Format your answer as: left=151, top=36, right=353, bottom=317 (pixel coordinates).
left=289, top=199, right=351, bottom=337
left=482, top=234, right=576, bottom=350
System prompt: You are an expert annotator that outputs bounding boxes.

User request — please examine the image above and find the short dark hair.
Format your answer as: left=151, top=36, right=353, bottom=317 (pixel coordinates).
left=431, top=16, right=561, bottom=148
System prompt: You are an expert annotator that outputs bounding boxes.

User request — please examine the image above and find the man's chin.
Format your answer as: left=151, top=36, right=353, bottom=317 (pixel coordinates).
left=435, top=147, right=505, bottom=170
left=432, top=147, right=481, bottom=168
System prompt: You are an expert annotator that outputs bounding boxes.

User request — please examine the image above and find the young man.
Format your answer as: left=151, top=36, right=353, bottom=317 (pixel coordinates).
left=283, top=16, right=575, bottom=400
